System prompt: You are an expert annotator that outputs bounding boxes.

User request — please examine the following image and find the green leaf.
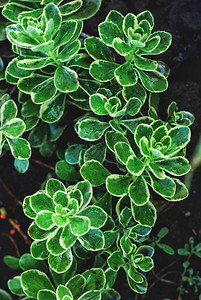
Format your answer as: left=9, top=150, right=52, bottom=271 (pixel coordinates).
left=19, top=253, right=46, bottom=272
left=78, top=228, right=105, bottom=250
left=114, top=142, right=134, bottom=164
left=40, top=93, right=66, bottom=123
left=8, top=277, right=24, bottom=296
left=90, top=60, right=119, bottom=82
left=123, top=13, right=137, bottom=37
left=1, top=118, right=25, bottom=138
left=31, top=77, right=57, bottom=104
left=30, top=240, right=49, bottom=260
left=134, top=54, right=157, bottom=71
left=143, top=31, right=172, bottom=55
left=156, top=157, right=191, bottom=176
left=21, top=270, right=54, bottom=298
left=82, top=268, right=106, bottom=291
left=54, top=21, right=78, bottom=48
left=3, top=256, right=20, bottom=270
left=17, top=57, right=51, bottom=70
left=76, top=118, right=110, bottom=141
left=164, top=179, right=189, bottom=201
left=6, top=57, right=33, bottom=79
left=55, top=160, right=79, bottom=182
left=0, top=289, right=12, bottom=300
left=80, top=160, right=110, bottom=187
left=106, top=174, right=131, bottom=197
left=17, top=74, right=49, bottom=94
left=113, top=38, right=132, bottom=56
left=1, top=100, right=17, bottom=125
left=89, top=93, right=108, bottom=115
left=23, top=196, right=36, bottom=219
left=107, top=251, right=125, bottom=271
left=43, top=3, right=62, bottom=37
left=47, top=228, right=66, bottom=255
left=85, top=37, right=114, bottom=61
left=78, top=291, right=101, bottom=300
left=63, top=0, right=102, bottom=21
left=129, top=176, right=150, bottom=206
left=45, top=178, right=66, bottom=198
left=105, top=130, right=128, bottom=152
left=76, top=180, right=93, bottom=208
left=126, top=156, right=145, bottom=176
left=48, top=249, right=73, bottom=273
left=60, top=223, right=77, bottom=249
left=54, top=66, right=78, bottom=93
left=58, top=40, right=81, bottom=62
left=149, top=173, right=176, bottom=197
left=84, top=142, right=106, bottom=164
left=38, top=290, right=57, bottom=300
left=70, top=216, right=90, bottom=236
left=158, top=243, right=175, bottom=255
left=122, top=83, right=147, bottom=104
left=168, top=126, right=190, bottom=154
left=66, top=274, right=85, bottom=299
left=131, top=201, right=157, bottom=227
left=59, top=0, right=82, bottom=16
left=135, top=256, right=154, bottom=272
left=134, top=123, right=153, bottom=147
left=65, top=144, right=85, bottom=165
left=137, top=69, right=168, bottom=92
left=99, top=21, right=124, bottom=46
left=2, top=2, right=32, bottom=22
left=115, top=62, right=138, bottom=86
left=35, top=210, right=54, bottom=230
left=137, top=10, right=154, bottom=29
left=7, top=138, right=31, bottom=159
left=106, top=10, right=124, bottom=30
left=80, top=206, right=107, bottom=229
left=127, top=273, right=147, bottom=294
left=126, top=97, right=142, bottom=116
left=30, top=191, right=54, bottom=213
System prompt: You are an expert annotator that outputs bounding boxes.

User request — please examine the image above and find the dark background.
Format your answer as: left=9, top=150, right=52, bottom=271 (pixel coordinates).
left=1, top=0, right=201, bottom=299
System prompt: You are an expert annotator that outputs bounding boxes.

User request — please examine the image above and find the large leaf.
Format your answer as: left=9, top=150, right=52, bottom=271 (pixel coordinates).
left=54, top=66, right=78, bottom=92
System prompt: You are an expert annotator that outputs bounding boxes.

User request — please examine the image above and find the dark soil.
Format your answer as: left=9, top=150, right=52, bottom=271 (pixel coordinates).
left=1, top=0, right=201, bottom=299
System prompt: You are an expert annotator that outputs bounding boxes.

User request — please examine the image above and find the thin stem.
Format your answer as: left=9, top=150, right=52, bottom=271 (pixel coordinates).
left=30, top=158, right=55, bottom=171
left=0, top=178, right=22, bottom=206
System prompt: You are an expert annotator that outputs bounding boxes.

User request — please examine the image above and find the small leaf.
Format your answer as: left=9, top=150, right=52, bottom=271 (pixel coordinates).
left=78, top=228, right=105, bottom=250
left=105, top=130, right=128, bottom=152
left=106, top=174, right=131, bottom=196
left=126, top=156, right=145, bottom=176
left=158, top=243, right=175, bottom=255
left=80, top=160, right=110, bottom=187
left=40, top=93, right=66, bottom=123
left=77, top=117, right=110, bottom=141
left=115, top=62, right=138, bottom=86
left=89, top=93, right=108, bottom=115
left=70, top=216, right=90, bottom=236
left=8, top=277, right=24, bottom=296
left=113, top=38, right=132, bottom=56
left=48, top=249, right=73, bottom=273
left=0, top=100, right=17, bottom=125
left=7, top=138, right=31, bottom=159
left=143, top=31, right=172, bottom=55
left=84, top=142, right=106, bottom=164
left=99, top=21, right=124, bottom=46
left=54, top=66, right=78, bottom=93
left=21, top=270, right=54, bottom=298
left=80, top=206, right=108, bottom=229
left=129, top=176, right=150, bottom=206
left=149, top=173, right=176, bottom=198
left=108, top=251, right=125, bottom=271
left=56, top=160, right=79, bottom=182
left=31, top=77, right=57, bottom=104
left=131, top=201, right=157, bottom=227
left=85, top=37, right=114, bottom=61
left=45, top=178, right=66, bottom=198
left=82, top=268, right=106, bottom=291
left=3, top=256, right=20, bottom=270
left=90, top=60, right=119, bottom=82
left=1, top=119, right=25, bottom=138
left=137, top=69, right=168, bottom=92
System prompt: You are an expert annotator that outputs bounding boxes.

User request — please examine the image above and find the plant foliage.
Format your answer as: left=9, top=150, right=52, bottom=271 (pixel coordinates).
left=0, top=0, right=194, bottom=298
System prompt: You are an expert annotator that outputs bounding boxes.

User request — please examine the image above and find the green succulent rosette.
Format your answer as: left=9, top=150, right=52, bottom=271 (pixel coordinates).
left=8, top=265, right=120, bottom=300
left=85, top=10, right=172, bottom=93
left=24, top=178, right=108, bottom=273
